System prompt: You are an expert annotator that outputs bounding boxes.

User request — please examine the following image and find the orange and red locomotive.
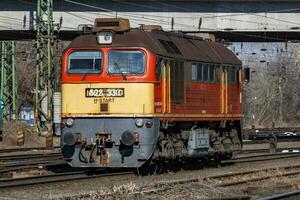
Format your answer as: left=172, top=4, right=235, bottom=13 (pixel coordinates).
left=60, top=18, right=247, bottom=169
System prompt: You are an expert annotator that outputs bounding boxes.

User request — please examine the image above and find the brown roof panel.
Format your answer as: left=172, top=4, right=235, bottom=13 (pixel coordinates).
left=67, top=28, right=241, bottom=66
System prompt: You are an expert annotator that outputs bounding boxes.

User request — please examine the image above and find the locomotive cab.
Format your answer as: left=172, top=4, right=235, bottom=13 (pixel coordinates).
left=61, top=18, right=159, bottom=168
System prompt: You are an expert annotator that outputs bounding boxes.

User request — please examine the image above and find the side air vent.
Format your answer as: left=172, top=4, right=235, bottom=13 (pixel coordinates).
left=158, top=39, right=182, bottom=55
left=100, top=103, right=109, bottom=112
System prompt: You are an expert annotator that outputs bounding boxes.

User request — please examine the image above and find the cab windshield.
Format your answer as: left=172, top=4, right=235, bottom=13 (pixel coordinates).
left=68, top=51, right=102, bottom=73
left=108, top=50, right=145, bottom=74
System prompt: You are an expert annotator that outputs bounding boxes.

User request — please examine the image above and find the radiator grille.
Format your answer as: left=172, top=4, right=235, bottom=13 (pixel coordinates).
left=100, top=103, right=108, bottom=112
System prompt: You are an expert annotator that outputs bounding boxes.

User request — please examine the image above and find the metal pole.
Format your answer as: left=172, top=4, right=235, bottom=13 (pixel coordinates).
left=0, top=41, right=17, bottom=120
left=12, top=42, right=17, bottom=120
left=36, top=0, right=54, bottom=133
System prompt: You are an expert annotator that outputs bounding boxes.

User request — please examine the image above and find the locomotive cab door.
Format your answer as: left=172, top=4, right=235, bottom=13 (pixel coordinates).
left=221, top=65, right=228, bottom=114
left=161, top=60, right=171, bottom=114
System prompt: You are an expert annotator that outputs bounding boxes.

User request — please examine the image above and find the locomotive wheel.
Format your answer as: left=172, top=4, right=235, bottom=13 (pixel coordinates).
left=135, top=157, right=158, bottom=176
left=182, top=159, right=203, bottom=170
left=169, top=161, right=181, bottom=173
left=156, top=163, right=166, bottom=174
left=135, top=161, right=152, bottom=176
left=136, top=160, right=167, bottom=176
left=230, top=129, right=242, bottom=150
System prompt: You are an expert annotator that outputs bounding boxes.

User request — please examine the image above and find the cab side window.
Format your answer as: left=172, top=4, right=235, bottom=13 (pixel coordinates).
left=192, top=63, right=216, bottom=83
left=209, top=65, right=215, bottom=82
left=203, top=64, right=209, bottom=82
left=229, top=66, right=238, bottom=84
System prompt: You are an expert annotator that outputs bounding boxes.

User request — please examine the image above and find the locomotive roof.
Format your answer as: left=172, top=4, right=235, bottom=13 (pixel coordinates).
left=68, top=28, right=241, bottom=66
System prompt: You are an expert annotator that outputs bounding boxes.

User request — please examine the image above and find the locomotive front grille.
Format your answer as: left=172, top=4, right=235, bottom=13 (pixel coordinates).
left=100, top=103, right=109, bottom=112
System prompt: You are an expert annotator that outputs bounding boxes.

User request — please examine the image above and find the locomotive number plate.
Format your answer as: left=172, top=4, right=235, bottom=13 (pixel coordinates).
left=86, top=88, right=124, bottom=97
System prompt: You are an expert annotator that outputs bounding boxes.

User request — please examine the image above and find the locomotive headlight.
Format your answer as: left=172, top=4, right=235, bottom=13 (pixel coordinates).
left=66, top=118, right=74, bottom=127
left=97, top=31, right=113, bottom=44
left=135, top=119, right=144, bottom=128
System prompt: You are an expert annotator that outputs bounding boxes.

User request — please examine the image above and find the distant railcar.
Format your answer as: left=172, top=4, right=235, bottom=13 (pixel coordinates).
left=60, top=18, right=248, bottom=170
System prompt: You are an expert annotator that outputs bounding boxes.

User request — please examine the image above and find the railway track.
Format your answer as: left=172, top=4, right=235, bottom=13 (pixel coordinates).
left=152, top=164, right=300, bottom=188
left=260, top=189, right=300, bottom=200
left=240, top=147, right=300, bottom=154
left=214, top=169, right=300, bottom=187
left=0, top=151, right=64, bottom=177
left=2, top=151, right=296, bottom=188
left=0, top=147, right=297, bottom=176
left=223, top=152, right=300, bottom=164
left=0, top=152, right=61, bottom=161
left=155, top=164, right=300, bottom=192
left=65, top=164, right=300, bottom=200
left=0, top=170, right=133, bottom=188
left=0, top=144, right=297, bottom=190
left=0, top=160, right=67, bottom=175
left=243, top=138, right=300, bottom=145
left=0, top=146, right=60, bottom=154
left=5, top=154, right=300, bottom=188
left=0, top=147, right=298, bottom=199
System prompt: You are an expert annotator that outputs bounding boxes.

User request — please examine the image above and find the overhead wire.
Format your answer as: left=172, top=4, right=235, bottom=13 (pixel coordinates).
left=117, top=0, right=300, bottom=29
left=9, top=0, right=289, bottom=36
left=10, top=0, right=300, bottom=32
left=107, top=0, right=299, bottom=41
left=62, top=0, right=300, bottom=42
left=151, top=0, right=300, bottom=34
left=217, top=4, right=300, bottom=27
left=61, top=0, right=249, bottom=32
left=111, top=0, right=172, bottom=12
left=0, top=0, right=297, bottom=42
left=63, top=0, right=219, bottom=30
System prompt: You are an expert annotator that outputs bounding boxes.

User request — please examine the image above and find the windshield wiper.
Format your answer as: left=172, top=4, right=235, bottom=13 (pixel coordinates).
left=81, top=57, right=97, bottom=81
left=81, top=71, right=88, bottom=81
left=92, top=56, right=96, bottom=70
left=114, top=62, right=127, bottom=80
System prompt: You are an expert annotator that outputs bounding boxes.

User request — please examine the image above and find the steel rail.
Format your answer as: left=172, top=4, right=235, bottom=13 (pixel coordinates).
left=215, top=170, right=300, bottom=187
left=243, top=138, right=300, bottom=145
left=235, top=152, right=300, bottom=159
left=0, top=157, right=62, bottom=167
left=0, top=152, right=61, bottom=161
left=141, top=164, right=300, bottom=191
left=0, top=160, right=67, bottom=174
left=85, top=164, right=300, bottom=200
left=222, top=152, right=300, bottom=164
left=205, top=197, right=251, bottom=200
left=0, top=170, right=133, bottom=188
left=206, top=164, right=300, bottom=180
left=259, top=189, right=300, bottom=200
left=55, top=164, right=300, bottom=200
left=0, top=151, right=64, bottom=176
left=0, top=159, right=64, bottom=168
left=0, top=146, right=60, bottom=153
left=240, top=148, right=300, bottom=154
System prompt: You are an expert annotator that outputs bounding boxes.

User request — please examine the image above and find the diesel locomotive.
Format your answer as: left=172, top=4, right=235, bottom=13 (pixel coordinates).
left=60, top=18, right=248, bottom=170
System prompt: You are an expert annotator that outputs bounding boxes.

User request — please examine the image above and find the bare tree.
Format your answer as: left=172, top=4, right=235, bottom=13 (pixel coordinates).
left=242, top=43, right=300, bottom=128
left=15, top=40, right=69, bottom=112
